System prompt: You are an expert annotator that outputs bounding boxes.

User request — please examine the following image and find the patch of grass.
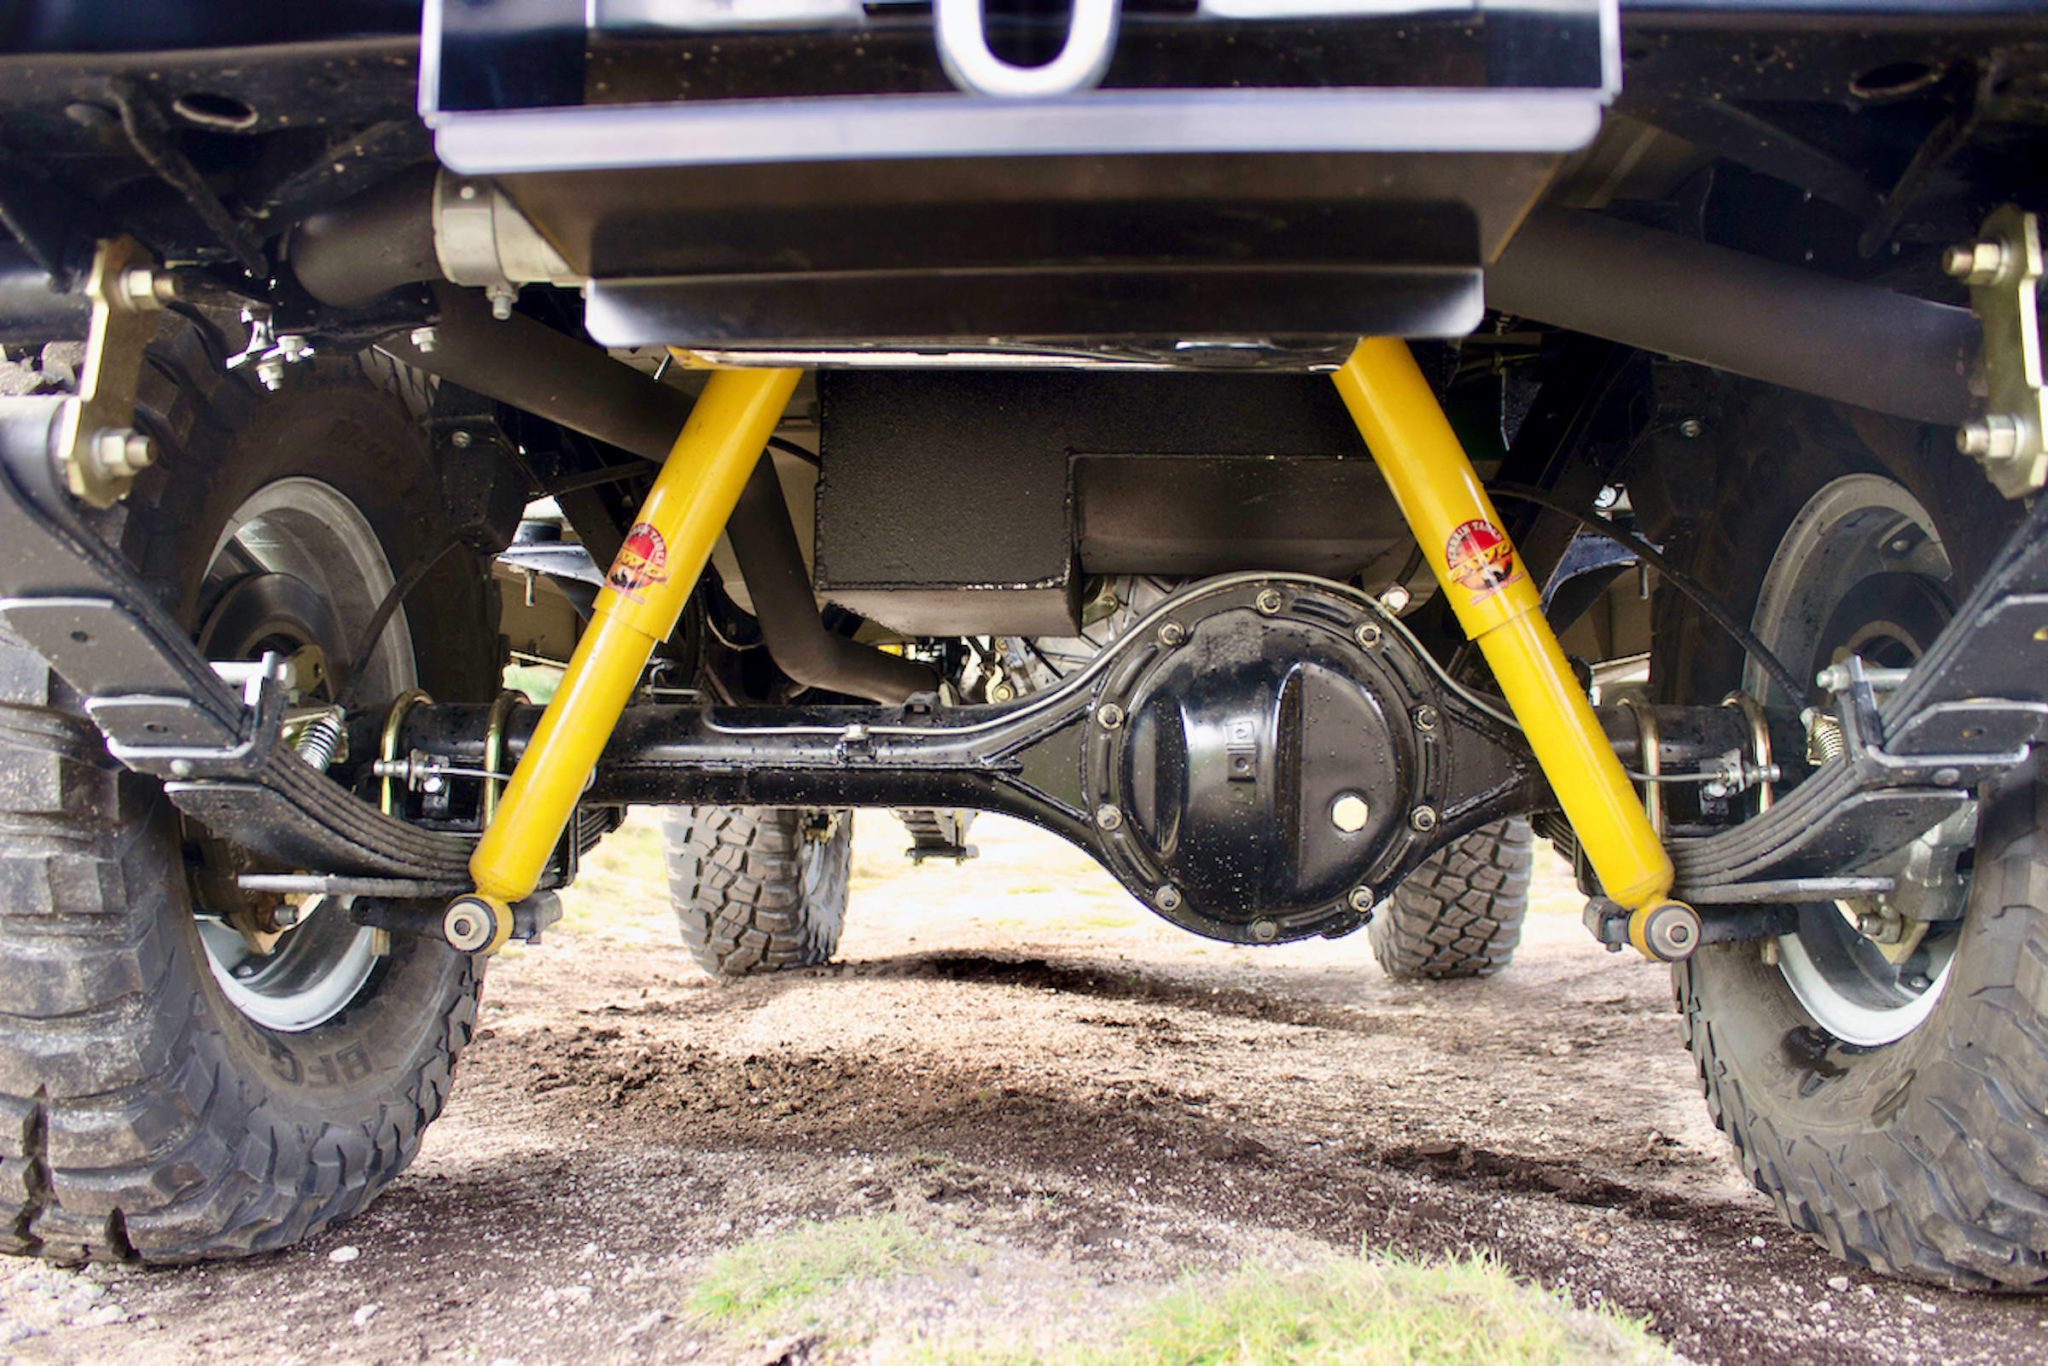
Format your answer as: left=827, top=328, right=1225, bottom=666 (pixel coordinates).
left=687, top=1213, right=943, bottom=1331
left=906, top=1250, right=1670, bottom=1366
left=1076, top=1252, right=1669, bottom=1366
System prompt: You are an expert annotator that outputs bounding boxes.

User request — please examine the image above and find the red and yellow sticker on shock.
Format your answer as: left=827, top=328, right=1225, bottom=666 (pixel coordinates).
left=1443, top=518, right=1522, bottom=601
left=607, top=522, right=672, bottom=604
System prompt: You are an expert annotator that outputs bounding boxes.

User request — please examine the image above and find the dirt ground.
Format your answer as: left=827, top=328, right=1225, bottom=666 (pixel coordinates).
left=5, top=810, right=2048, bottom=1365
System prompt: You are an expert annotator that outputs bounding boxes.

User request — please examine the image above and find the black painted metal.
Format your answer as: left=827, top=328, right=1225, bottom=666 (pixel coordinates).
left=812, top=370, right=1410, bottom=634
left=368, top=286, right=935, bottom=704
left=0, top=243, right=87, bottom=343
left=1487, top=208, right=1980, bottom=425
left=402, top=573, right=1546, bottom=944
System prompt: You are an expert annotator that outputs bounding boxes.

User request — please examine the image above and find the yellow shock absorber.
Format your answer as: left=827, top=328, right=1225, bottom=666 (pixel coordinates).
left=453, top=367, right=802, bottom=942
left=1332, top=338, right=1692, bottom=956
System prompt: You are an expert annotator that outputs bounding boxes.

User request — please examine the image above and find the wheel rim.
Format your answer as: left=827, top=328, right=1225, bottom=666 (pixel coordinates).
left=191, top=478, right=415, bottom=1033
left=1744, top=474, right=1967, bottom=1046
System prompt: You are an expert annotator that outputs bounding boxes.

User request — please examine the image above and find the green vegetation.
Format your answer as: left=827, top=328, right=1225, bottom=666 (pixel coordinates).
left=1069, top=1252, right=1670, bottom=1366
left=687, top=1213, right=947, bottom=1331
left=894, top=1250, right=1671, bottom=1366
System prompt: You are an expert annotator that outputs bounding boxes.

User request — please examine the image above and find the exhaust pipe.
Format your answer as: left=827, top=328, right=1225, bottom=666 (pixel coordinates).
left=378, top=288, right=935, bottom=704
left=293, top=180, right=934, bottom=705
left=1489, top=208, right=1979, bottom=427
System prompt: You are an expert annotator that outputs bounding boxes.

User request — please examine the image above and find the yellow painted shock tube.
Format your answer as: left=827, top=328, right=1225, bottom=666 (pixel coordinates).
left=1332, top=338, right=1684, bottom=940
left=462, top=367, right=802, bottom=921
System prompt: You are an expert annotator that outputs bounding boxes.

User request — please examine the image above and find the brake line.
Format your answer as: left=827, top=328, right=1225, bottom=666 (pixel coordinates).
left=1487, top=482, right=1808, bottom=707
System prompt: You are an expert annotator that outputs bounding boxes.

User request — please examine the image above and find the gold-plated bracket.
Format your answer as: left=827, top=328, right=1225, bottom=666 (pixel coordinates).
left=56, top=237, right=170, bottom=509
left=1948, top=205, right=2048, bottom=497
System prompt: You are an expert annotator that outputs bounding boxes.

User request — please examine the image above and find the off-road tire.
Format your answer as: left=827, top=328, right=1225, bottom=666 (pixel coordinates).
left=1676, top=764, right=2048, bottom=1288
left=0, top=319, right=499, bottom=1263
left=662, top=806, right=851, bottom=977
left=1368, top=819, right=1532, bottom=979
left=1655, top=387, right=2046, bottom=1287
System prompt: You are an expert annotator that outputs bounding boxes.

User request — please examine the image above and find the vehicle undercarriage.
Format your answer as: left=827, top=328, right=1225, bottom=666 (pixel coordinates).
left=2, top=0, right=2047, bottom=1290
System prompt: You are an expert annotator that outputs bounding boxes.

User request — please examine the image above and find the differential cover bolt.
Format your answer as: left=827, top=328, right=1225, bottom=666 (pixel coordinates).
left=1155, top=885, right=1182, bottom=912
left=1348, top=886, right=1376, bottom=913
left=1354, top=621, right=1382, bottom=648
left=1251, top=919, right=1279, bottom=942
left=1254, top=587, right=1284, bottom=615
left=1413, top=704, right=1439, bottom=732
left=1158, top=621, right=1186, bottom=647
left=1409, top=805, right=1439, bottom=833
left=1094, top=803, right=1123, bottom=832
left=1096, top=702, right=1125, bottom=730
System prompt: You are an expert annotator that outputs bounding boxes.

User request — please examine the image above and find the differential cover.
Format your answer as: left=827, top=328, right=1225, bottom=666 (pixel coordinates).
left=1082, top=576, right=1451, bottom=943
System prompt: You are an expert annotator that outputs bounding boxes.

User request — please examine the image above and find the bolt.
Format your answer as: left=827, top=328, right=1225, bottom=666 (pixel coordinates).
left=1413, top=704, right=1439, bottom=733
left=487, top=283, right=518, bottom=321
left=1409, top=805, right=1439, bottom=833
left=1348, top=885, right=1376, bottom=913
left=1380, top=583, right=1412, bottom=613
left=274, top=333, right=307, bottom=355
left=118, top=267, right=166, bottom=310
left=1096, top=702, right=1125, bottom=730
left=1155, top=885, right=1182, bottom=912
left=1094, top=803, right=1123, bottom=832
left=450, top=429, right=474, bottom=449
left=1594, top=484, right=1621, bottom=509
left=1678, top=418, right=1704, bottom=439
left=231, top=961, right=260, bottom=979
left=254, top=356, right=286, bottom=392
left=1957, top=414, right=2024, bottom=460
left=1251, top=919, right=1279, bottom=942
left=1254, top=587, right=1284, bottom=616
left=1353, top=621, right=1382, bottom=648
left=1932, top=766, right=1961, bottom=786
left=1944, top=237, right=2014, bottom=285
left=1330, top=792, right=1370, bottom=833
left=1642, top=902, right=1702, bottom=961
left=88, top=428, right=154, bottom=479
left=409, top=326, right=439, bottom=353
left=168, top=759, right=195, bottom=779
left=988, top=682, right=1015, bottom=702
left=1158, top=621, right=1186, bottom=647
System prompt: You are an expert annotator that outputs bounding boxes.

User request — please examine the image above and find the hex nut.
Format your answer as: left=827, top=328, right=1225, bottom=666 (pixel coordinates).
left=1347, top=885, right=1376, bottom=913
left=1094, top=803, right=1123, bottom=832
left=1945, top=237, right=2015, bottom=286
left=1409, top=805, right=1439, bottom=833
left=1354, top=622, right=1382, bottom=648
left=409, top=326, right=439, bottom=353
left=1413, top=704, right=1439, bottom=733
left=1958, top=415, right=2023, bottom=460
left=1251, top=919, right=1279, bottom=942
left=1158, top=621, right=1187, bottom=647
left=1254, top=587, right=1284, bottom=616
left=1096, top=702, right=1125, bottom=730
left=1155, top=885, right=1182, bottom=912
